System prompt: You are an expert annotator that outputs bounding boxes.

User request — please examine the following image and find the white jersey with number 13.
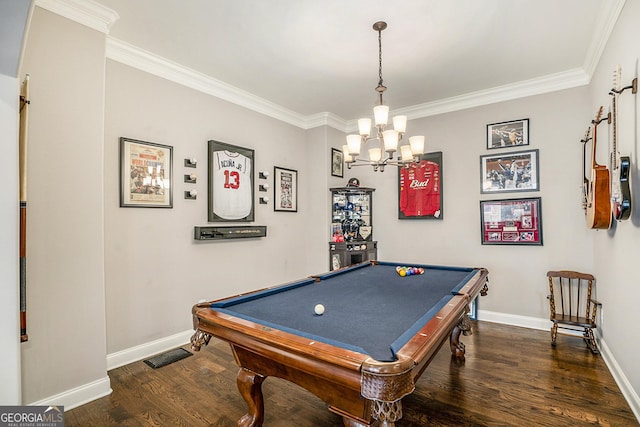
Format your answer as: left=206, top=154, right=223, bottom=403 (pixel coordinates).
left=213, top=150, right=252, bottom=219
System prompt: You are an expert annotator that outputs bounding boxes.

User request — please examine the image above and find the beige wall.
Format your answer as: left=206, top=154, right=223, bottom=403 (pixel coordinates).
left=104, top=61, right=320, bottom=353
left=587, top=0, right=640, bottom=403
left=10, top=0, right=640, bottom=418
left=19, top=8, right=109, bottom=404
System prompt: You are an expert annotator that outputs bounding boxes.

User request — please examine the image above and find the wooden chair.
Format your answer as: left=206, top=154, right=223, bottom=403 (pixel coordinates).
left=546, top=270, right=601, bottom=354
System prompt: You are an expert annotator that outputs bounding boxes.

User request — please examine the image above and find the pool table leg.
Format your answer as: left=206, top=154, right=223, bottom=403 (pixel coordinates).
left=450, top=314, right=471, bottom=358
left=236, top=367, right=265, bottom=427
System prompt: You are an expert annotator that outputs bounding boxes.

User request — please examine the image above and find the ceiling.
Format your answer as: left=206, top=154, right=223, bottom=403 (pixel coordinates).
left=94, top=0, right=621, bottom=122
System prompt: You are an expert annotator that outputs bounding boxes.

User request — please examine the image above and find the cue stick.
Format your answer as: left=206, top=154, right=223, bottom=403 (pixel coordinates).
left=19, top=74, right=30, bottom=343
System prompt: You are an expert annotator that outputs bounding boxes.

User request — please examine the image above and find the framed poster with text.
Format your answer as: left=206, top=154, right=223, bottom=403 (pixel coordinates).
left=274, top=166, right=298, bottom=212
left=119, top=137, right=173, bottom=208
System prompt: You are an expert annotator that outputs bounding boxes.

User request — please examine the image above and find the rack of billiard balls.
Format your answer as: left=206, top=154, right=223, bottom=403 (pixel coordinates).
left=396, top=266, right=425, bottom=277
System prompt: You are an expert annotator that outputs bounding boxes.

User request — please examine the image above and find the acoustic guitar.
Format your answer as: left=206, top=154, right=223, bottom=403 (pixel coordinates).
left=585, top=106, right=612, bottom=229
left=610, top=65, right=632, bottom=221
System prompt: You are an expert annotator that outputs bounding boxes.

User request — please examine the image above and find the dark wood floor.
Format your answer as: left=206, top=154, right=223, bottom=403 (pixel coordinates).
left=67, top=322, right=638, bottom=426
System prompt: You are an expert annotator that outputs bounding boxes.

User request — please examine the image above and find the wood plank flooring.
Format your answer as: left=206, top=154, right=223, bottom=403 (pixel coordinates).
left=66, top=322, right=638, bottom=426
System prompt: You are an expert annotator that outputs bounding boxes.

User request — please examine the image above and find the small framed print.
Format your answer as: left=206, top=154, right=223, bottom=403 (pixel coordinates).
left=274, top=166, right=298, bottom=212
left=331, top=148, right=344, bottom=178
left=487, top=118, right=529, bottom=149
left=120, top=137, right=173, bottom=208
left=480, top=197, right=542, bottom=245
left=480, top=149, right=539, bottom=194
left=208, top=140, right=255, bottom=222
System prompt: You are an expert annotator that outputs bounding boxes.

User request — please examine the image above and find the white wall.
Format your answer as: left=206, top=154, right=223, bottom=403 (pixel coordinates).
left=588, top=0, right=640, bottom=409
left=0, top=73, right=21, bottom=405
left=20, top=8, right=110, bottom=405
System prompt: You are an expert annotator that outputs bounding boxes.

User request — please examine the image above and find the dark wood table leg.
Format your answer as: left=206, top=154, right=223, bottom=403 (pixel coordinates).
left=450, top=313, right=471, bottom=358
left=236, top=367, right=265, bottom=427
left=360, top=357, right=415, bottom=427
left=369, top=399, right=403, bottom=426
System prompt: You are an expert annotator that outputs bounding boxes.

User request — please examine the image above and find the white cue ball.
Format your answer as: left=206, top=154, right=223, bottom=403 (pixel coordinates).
left=314, top=304, right=325, bottom=315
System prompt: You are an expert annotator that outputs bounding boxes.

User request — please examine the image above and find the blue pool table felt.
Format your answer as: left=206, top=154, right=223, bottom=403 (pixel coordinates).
left=212, top=262, right=476, bottom=361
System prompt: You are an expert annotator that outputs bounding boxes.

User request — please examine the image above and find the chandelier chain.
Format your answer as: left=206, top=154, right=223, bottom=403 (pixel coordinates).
left=378, top=29, right=383, bottom=93
left=376, top=26, right=386, bottom=104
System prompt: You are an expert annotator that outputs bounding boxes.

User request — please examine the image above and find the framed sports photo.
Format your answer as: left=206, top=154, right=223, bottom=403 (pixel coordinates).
left=480, top=149, right=539, bottom=194
left=487, top=118, right=529, bottom=149
left=480, top=197, right=542, bottom=245
left=119, top=137, right=173, bottom=208
left=274, top=166, right=298, bottom=212
left=207, top=140, right=255, bottom=222
left=398, top=151, right=443, bottom=220
left=331, top=148, right=344, bottom=177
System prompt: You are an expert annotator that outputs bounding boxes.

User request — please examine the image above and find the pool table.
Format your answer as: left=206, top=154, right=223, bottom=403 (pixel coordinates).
left=191, top=260, right=489, bottom=427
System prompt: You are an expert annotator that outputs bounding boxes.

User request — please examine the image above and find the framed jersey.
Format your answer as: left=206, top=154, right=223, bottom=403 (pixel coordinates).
left=208, top=140, right=255, bottom=222
left=398, top=151, right=443, bottom=220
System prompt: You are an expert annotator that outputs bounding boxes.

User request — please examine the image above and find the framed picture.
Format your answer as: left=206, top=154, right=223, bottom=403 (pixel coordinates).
left=119, top=137, right=173, bottom=208
left=480, top=149, right=539, bottom=194
left=398, top=151, right=443, bottom=220
left=207, top=140, right=255, bottom=222
left=487, top=118, right=529, bottom=149
left=331, top=147, right=344, bottom=177
left=480, top=197, right=542, bottom=245
left=274, top=166, right=298, bottom=212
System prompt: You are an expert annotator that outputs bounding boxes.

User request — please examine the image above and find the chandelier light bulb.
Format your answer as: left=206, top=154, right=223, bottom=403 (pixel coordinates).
left=373, top=105, right=389, bottom=126
left=382, top=129, right=399, bottom=152
left=393, top=115, right=407, bottom=133
left=342, top=144, right=354, bottom=163
left=409, top=135, right=425, bottom=155
left=369, top=148, right=382, bottom=162
left=346, top=134, right=362, bottom=156
left=400, top=145, right=413, bottom=162
left=358, top=118, right=372, bottom=137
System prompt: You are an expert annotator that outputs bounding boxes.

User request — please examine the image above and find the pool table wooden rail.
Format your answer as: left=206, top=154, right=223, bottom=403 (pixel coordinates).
left=191, top=265, right=489, bottom=427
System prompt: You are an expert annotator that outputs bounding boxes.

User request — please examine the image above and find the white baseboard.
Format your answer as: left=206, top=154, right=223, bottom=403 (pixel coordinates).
left=598, top=338, right=640, bottom=421
left=106, top=329, right=194, bottom=371
left=478, top=310, right=640, bottom=422
left=29, top=376, right=111, bottom=411
left=478, top=309, right=552, bottom=332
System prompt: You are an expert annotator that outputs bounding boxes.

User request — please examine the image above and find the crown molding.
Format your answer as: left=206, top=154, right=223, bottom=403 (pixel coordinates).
left=305, top=112, right=349, bottom=132
left=582, top=0, right=626, bottom=78
left=397, top=68, right=590, bottom=121
left=35, top=0, right=119, bottom=34
left=106, top=37, right=310, bottom=129
left=108, top=35, right=591, bottom=134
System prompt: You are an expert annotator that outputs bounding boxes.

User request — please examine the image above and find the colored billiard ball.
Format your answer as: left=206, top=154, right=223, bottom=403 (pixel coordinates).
left=314, top=304, right=325, bottom=315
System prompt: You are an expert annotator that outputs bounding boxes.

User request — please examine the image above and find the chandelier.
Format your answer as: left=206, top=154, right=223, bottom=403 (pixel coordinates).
left=343, top=21, right=425, bottom=172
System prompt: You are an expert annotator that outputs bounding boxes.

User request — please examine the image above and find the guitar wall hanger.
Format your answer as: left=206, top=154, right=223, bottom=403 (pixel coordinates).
left=592, top=112, right=609, bottom=126
left=610, top=77, right=637, bottom=96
